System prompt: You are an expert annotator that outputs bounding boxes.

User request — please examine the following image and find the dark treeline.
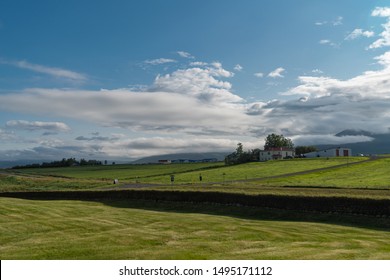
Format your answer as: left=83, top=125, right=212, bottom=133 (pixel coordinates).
left=12, top=158, right=102, bottom=169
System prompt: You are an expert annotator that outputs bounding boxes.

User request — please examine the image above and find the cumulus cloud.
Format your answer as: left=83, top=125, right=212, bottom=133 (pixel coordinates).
left=372, top=7, right=390, bottom=17
left=284, top=53, right=390, bottom=98
left=345, top=29, right=375, bottom=40
left=369, top=7, right=390, bottom=49
left=0, top=62, right=249, bottom=138
left=6, top=120, right=70, bottom=132
left=268, top=67, right=285, bottom=78
left=266, top=49, right=390, bottom=135
left=3, top=44, right=390, bottom=160
left=150, top=62, right=241, bottom=104
left=375, top=51, right=390, bottom=65
left=177, top=51, right=194, bottom=59
left=0, top=59, right=87, bottom=81
left=234, top=64, right=243, bottom=71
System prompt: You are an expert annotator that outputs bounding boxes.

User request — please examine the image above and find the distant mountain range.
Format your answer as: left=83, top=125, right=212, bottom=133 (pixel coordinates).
left=1, top=130, right=389, bottom=168
left=317, top=129, right=390, bottom=155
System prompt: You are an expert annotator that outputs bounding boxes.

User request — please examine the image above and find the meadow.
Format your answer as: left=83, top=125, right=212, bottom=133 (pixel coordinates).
left=1, top=197, right=389, bottom=259
left=1, top=156, right=390, bottom=259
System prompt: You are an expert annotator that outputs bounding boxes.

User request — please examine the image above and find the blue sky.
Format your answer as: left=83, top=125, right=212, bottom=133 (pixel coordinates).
left=1, top=0, right=390, bottom=162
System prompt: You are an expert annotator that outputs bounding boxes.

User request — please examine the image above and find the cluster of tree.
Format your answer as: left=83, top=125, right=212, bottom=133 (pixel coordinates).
left=264, top=133, right=294, bottom=150
left=12, top=158, right=102, bottom=169
left=225, top=134, right=318, bottom=165
left=225, top=143, right=260, bottom=165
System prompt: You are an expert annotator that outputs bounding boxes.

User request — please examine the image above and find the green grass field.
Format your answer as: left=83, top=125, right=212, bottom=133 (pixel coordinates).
left=1, top=156, right=390, bottom=259
left=1, top=157, right=372, bottom=190
left=1, top=197, right=389, bottom=259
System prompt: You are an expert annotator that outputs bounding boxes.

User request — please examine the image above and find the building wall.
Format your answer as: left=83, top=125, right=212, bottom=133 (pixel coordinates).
left=304, top=148, right=351, bottom=158
left=259, top=149, right=294, bottom=161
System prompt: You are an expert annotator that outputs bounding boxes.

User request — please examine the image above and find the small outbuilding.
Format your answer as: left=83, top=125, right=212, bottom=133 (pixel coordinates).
left=303, top=147, right=351, bottom=158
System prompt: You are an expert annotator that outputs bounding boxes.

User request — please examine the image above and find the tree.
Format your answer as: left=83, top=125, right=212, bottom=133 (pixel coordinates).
left=295, top=146, right=317, bottom=156
left=236, top=142, right=244, bottom=156
left=225, top=143, right=255, bottom=165
left=264, top=133, right=294, bottom=150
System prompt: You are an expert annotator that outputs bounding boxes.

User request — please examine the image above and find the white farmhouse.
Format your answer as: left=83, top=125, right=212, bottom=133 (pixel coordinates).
left=259, top=147, right=295, bottom=161
left=303, top=147, right=351, bottom=158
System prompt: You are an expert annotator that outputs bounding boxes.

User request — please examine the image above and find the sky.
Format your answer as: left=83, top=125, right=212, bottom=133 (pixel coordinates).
left=1, top=0, right=390, bottom=162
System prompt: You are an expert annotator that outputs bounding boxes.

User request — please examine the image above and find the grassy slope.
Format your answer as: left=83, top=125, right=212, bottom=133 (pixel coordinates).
left=8, top=162, right=224, bottom=180
left=259, top=157, right=390, bottom=188
left=2, top=157, right=368, bottom=188
left=1, top=197, right=389, bottom=260
left=3, top=157, right=390, bottom=199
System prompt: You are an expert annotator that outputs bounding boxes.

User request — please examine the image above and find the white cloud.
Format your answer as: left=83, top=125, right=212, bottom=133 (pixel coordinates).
left=254, top=72, right=264, bottom=78
left=315, top=16, right=343, bottom=27
left=177, top=51, right=194, bottom=59
left=312, top=69, right=323, bottom=74
left=0, top=128, right=17, bottom=141
left=151, top=62, right=240, bottom=104
left=189, top=61, right=208, bottom=66
left=369, top=7, right=390, bottom=49
left=345, top=29, right=375, bottom=40
left=1, top=60, right=87, bottom=81
left=6, top=120, right=70, bottom=132
left=234, top=64, right=243, bottom=71
left=267, top=50, right=390, bottom=135
left=375, top=51, right=390, bottom=66
left=144, top=58, right=177, bottom=65
left=0, top=63, right=248, bottom=138
left=4, top=47, right=390, bottom=160
left=315, top=21, right=327, bottom=26
left=268, top=67, right=285, bottom=78
left=332, top=16, right=343, bottom=26
left=319, top=39, right=338, bottom=47
left=372, top=7, right=390, bottom=17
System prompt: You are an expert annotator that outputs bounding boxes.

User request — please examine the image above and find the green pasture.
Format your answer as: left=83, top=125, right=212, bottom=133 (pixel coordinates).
left=138, top=157, right=367, bottom=184
left=0, top=174, right=109, bottom=192
left=258, top=157, right=390, bottom=189
left=3, top=156, right=390, bottom=198
left=1, top=197, right=389, bottom=260
left=4, top=157, right=366, bottom=186
left=8, top=162, right=224, bottom=180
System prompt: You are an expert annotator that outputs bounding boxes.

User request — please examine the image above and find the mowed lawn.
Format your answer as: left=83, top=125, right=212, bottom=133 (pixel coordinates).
left=259, top=157, right=390, bottom=189
left=1, top=197, right=389, bottom=260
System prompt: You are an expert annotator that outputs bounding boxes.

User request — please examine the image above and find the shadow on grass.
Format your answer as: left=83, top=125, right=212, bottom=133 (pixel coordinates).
left=1, top=190, right=389, bottom=232
left=101, top=198, right=390, bottom=232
